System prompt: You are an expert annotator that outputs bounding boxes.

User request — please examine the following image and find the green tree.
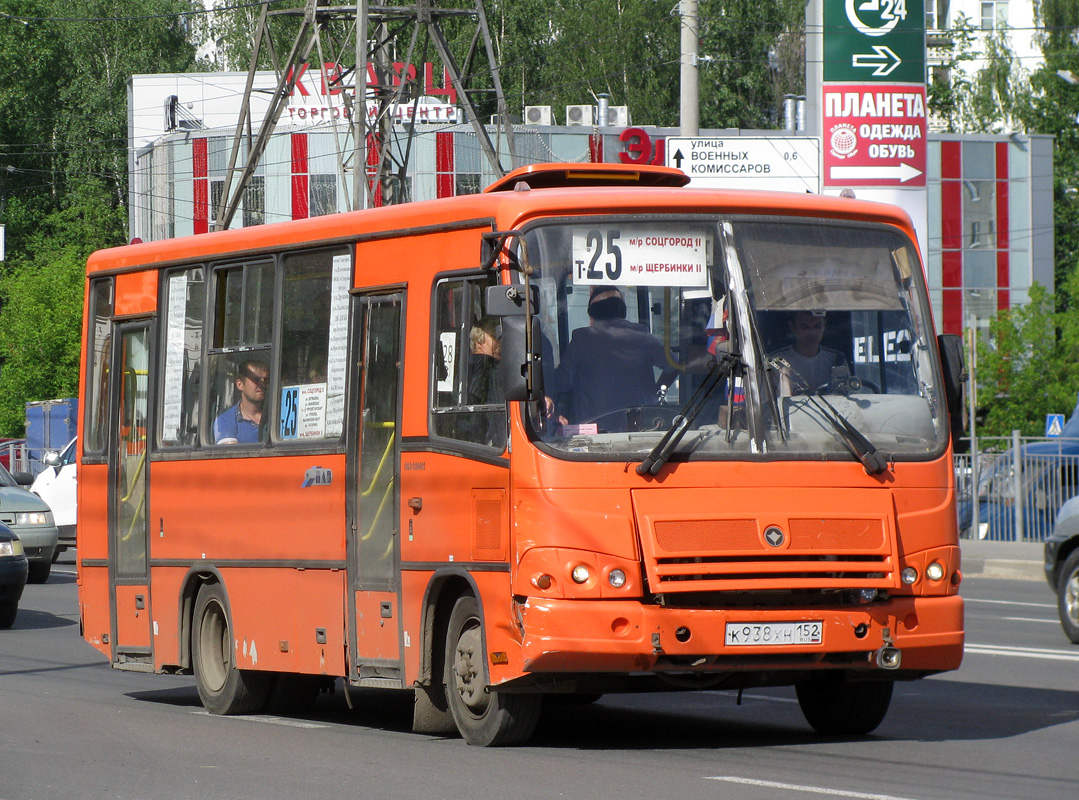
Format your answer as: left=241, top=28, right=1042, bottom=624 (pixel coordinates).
left=0, top=0, right=203, bottom=435
left=975, top=275, right=1079, bottom=437
left=697, top=0, right=805, bottom=129
left=1022, top=0, right=1079, bottom=311
left=0, top=185, right=126, bottom=434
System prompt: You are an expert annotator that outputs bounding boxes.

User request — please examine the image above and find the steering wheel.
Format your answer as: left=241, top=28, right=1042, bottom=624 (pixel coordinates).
left=813, top=377, right=880, bottom=395
left=580, top=405, right=680, bottom=433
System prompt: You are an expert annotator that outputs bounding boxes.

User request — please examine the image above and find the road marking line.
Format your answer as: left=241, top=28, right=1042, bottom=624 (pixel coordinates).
left=965, top=598, right=1053, bottom=609
left=1001, top=616, right=1058, bottom=624
left=191, top=710, right=329, bottom=729
left=965, top=643, right=1079, bottom=662
left=704, top=690, right=799, bottom=704
left=706, top=776, right=921, bottom=800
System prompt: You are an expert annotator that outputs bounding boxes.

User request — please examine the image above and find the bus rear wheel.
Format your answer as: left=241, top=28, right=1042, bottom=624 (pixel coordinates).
left=444, top=595, right=541, bottom=746
left=795, top=676, right=893, bottom=735
left=192, top=582, right=270, bottom=715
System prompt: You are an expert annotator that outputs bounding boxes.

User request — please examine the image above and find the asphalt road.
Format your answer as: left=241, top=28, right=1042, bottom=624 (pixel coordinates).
left=1, top=560, right=1077, bottom=800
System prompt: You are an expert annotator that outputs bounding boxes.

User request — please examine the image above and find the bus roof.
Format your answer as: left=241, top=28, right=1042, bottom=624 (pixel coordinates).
left=86, top=165, right=918, bottom=274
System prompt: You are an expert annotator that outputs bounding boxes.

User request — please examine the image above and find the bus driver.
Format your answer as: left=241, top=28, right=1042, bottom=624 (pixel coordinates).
left=214, top=358, right=268, bottom=444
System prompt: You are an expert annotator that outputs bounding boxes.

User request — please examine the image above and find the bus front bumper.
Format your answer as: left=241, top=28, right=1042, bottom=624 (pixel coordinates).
left=516, top=594, right=964, bottom=676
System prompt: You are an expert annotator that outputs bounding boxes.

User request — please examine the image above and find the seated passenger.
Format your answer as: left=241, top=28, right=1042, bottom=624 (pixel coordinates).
left=468, top=317, right=502, bottom=405
left=552, top=286, right=671, bottom=423
left=771, top=311, right=848, bottom=393
left=213, top=358, right=268, bottom=444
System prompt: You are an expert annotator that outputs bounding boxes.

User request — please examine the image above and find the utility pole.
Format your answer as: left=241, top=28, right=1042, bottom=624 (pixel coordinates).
left=214, top=0, right=514, bottom=229
left=679, top=0, right=699, bottom=137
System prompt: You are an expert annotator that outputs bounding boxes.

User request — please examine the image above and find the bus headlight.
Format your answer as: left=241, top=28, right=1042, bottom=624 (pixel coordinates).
left=571, top=565, right=590, bottom=584
left=608, top=569, right=627, bottom=588
left=925, top=561, right=945, bottom=582
left=901, top=567, right=919, bottom=585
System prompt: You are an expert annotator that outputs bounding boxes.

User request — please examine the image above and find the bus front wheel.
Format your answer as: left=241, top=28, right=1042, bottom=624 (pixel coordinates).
left=192, top=582, right=270, bottom=715
left=795, top=677, right=893, bottom=735
left=443, top=595, right=541, bottom=746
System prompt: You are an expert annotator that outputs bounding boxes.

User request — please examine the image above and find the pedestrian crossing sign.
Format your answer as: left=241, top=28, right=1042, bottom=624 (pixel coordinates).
left=1046, top=414, right=1065, bottom=437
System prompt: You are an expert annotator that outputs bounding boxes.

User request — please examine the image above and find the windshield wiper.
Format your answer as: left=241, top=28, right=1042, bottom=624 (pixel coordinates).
left=771, top=357, right=889, bottom=475
left=637, top=351, right=741, bottom=476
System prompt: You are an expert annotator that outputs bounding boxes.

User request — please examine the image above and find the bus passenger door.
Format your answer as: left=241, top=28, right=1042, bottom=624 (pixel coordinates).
left=108, top=321, right=153, bottom=668
left=347, top=292, right=403, bottom=684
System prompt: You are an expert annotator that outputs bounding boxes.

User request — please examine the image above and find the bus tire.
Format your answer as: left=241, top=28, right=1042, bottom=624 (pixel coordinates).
left=0, top=599, right=17, bottom=629
left=443, top=595, right=541, bottom=746
left=192, top=582, right=270, bottom=715
left=1056, top=550, right=1079, bottom=644
left=795, top=677, right=893, bottom=735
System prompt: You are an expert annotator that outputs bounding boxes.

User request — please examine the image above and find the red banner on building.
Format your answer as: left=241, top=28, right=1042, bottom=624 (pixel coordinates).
left=822, top=83, right=926, bottom=188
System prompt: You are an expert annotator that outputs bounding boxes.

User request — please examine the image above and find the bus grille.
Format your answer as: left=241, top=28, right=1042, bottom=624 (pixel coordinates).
left=644, top=517, right=894, bottom=593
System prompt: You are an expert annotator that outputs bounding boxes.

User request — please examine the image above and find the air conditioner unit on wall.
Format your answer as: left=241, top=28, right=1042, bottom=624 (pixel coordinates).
left=524, top=105, right=553, bottom=125
left=606, top=105, right=630, bottom=126
left=565, top=104, right=594, bottom=126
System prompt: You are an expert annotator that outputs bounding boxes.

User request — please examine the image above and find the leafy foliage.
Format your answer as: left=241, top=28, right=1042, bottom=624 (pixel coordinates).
left=0, top=185, right=126, bottom=434
left=976, top=275, right=1079, bottom=436
left=0, top=0, right=201, bottom=435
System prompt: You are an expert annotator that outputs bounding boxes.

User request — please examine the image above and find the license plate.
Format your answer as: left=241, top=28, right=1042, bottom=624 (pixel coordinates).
left=724, top=621, right=823, bottom=646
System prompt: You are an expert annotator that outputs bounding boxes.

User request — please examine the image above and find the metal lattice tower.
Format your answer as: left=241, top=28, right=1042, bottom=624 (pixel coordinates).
left=214, top=0, right=515, bottom=231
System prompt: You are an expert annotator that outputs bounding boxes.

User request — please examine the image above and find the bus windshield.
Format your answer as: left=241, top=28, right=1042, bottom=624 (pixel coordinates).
left=522, top=215, right=947, bottom=463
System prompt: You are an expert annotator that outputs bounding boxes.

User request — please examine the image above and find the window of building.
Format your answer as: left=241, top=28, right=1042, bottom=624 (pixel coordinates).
left=159, top=267, right=205, bottom=448
left=430, top=274, right=506, bottom=450
left=980, top=0, right=1007, bottom=30
left=926, top=0, right=949, bottom=30
left=308, top=135, right=338, bottom=217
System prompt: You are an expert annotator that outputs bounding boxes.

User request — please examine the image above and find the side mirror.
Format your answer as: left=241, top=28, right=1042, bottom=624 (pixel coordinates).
left=12, top=471, right=35, bottom=486
left=43, top=450, right=61, bottom=468
left=937, top=333, right=967, bottom=442
left=499, top=316, right=544, bottom=402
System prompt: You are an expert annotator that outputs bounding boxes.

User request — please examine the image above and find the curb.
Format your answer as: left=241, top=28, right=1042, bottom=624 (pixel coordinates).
left=959, top=540, right=1044, bottom=581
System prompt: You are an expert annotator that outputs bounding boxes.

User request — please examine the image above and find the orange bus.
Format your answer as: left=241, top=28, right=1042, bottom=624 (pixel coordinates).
left=77, top=163, right=966, bottom=746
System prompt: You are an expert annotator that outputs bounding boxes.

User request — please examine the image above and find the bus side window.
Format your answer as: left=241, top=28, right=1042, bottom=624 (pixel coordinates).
left=275, top=247, right=349, bottom=442
left=206, top=260, right=275, bottom=446
left=159, top=267, right=204, bottom=448
left=430, top=274, right=506, bottom=450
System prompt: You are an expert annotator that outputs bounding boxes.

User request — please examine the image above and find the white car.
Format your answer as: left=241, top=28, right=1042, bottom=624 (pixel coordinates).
left=31, top=438, right=76, bottom=556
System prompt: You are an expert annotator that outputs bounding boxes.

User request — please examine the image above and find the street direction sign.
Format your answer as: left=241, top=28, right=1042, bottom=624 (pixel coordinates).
left=824, top=0, right=925, bottom=84
left=665, top=137, right=820, bottom=193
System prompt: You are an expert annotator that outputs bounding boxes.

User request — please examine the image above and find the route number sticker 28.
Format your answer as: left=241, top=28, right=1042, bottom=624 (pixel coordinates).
left=571, top=227, right=710, bottom=287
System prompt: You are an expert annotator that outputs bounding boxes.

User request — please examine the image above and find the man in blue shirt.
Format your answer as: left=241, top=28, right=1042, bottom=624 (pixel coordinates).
left=214, top=359, right=268, bottom=444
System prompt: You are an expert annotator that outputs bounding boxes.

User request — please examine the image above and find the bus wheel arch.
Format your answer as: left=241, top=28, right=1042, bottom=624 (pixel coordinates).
left=412, top=574, right=470, bottom=735
left=191, top=578, right=270, bottom=715
left=443, top=593, right=541, bottom=746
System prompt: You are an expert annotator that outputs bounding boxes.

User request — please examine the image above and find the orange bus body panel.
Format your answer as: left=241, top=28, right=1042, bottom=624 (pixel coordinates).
left=114, top=270, right=158, bottom=316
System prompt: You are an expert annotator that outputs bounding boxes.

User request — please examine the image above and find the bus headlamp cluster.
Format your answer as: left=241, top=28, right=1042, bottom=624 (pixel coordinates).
left=900, top=561, right=947, bottom=586
left=529, top=565, right=630, bottom=592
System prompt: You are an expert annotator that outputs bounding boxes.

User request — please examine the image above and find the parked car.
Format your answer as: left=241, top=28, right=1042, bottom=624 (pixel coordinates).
left=958, top=411, right=1079, bottom=541
left=0, top=438, right=25, bottom=471
left=31, top=437, right=76, bottom=555
left=0, top=522, right=29, bottom=629
left=1044, top=494, right=1079, bottom=643
left=0, top=462, right=59, bottom=583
